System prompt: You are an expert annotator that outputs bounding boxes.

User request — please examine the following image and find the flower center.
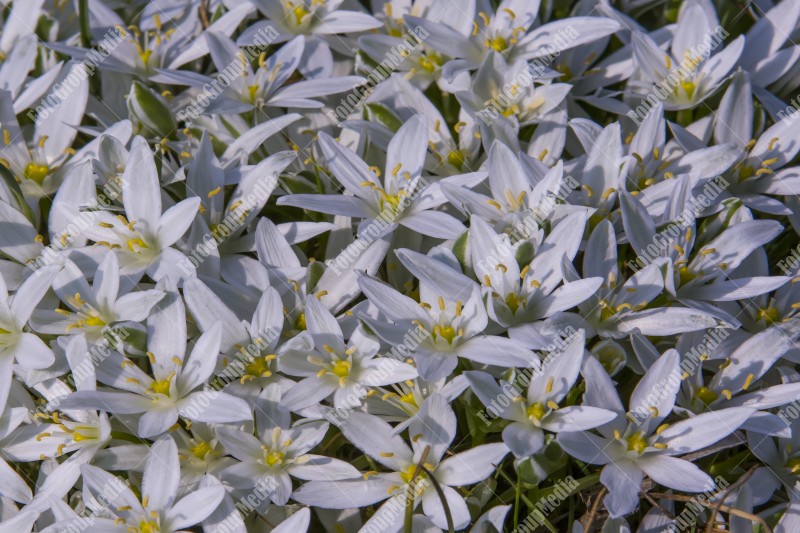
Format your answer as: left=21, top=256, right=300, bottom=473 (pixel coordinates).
left=626, top=432, right=648, bottom=454
left=400, top=464, right=427, bottom=484
left=738, top=164, right=755, bottom=181
left=505, top=292, right=521, bottom=313
left=294, top=312, right=306, bottom=330
left=244, top=354, right=277, bottom=379
left=191, top=441, right=212, bottom=460
left=526, top=402, right=546, bottom=422
left=485, top=36, right=508, bottom=52
left=137, top=519, right=160, bottom=533
left=331, top=360, right=351, bottom=378
left=695, top=386, right=718, bottom=406
left=71, top=424, right=100, bottom=442
left=399, top=392, right=417, bottom=407
left=265, top=450, right=285, bottom=466
left=786, top=457, right=800, bottom=474
left=678, top=266, right=696, bottom=286
left=150, top=378, right=171, bottom=396
left=447, top=150, right=465, bottom=170
left=247, top=84, right=260, bottom=103
left=433, top=324, right=457, bottom=344
left=757, top=306, right=780, bottom=323
left=127, top=237, right=150, bottom=254
left=24, top=162, right=49, bottom=185
left=678, top=80, right=696, bottom=99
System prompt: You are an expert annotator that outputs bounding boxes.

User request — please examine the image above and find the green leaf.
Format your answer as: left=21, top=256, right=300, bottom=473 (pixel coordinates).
left=365, top=103, right=403, bottom=132
left=516, top=240, right=535, bottom=267
left=453, top=230, right=469, bottom=272
left=307, top=260, right=326, bottom=293
left=128, top=81, right=177, bottom=140
left=0, top=165, right=35, bottom=225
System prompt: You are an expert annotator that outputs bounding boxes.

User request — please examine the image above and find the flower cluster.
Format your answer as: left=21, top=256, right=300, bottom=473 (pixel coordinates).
left=2, top=0, right=800, bottom=531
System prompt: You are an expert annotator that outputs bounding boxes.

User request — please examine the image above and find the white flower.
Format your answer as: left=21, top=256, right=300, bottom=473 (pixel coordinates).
left=466, top=330, right=617, bottom=458
left=558, top=352, right=754, bottom=518
left=217, top=387, right=359, bottom=504
left=59, top=318, right=251, bottom=438
left=78, top=435, right=225, bottom=532
left=293, top=394, right=509, bottom=530
left=359, top=248, right=533, bottom=380
left=79, top=137, right=201, bottom=283
left=279, top=116, right=483, bottom=239
left=279, top=295, right=417, bottom=411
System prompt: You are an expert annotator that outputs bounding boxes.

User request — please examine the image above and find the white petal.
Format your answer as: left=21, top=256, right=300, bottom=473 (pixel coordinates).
left=557, top=431, right=614, bottom=465
left=543, top=406, right=619, bottom=432
left=0, top=457, right=32, bottom=503
left=637, top=455, right=714, bottom=492
left=178, top=391, right=252, bottom=423
left=600, top=461, right=643, bottom=518
left=292, top=477, right=395, bottom=508
left=437, top=443, right=509, bottom=486
left=177, top=322, right=222, bottom=395
left=143, top=435, right=180, bottom=511
left=658, top=407, right=754, bottom=454
left=336, top=410, right=414, bottom=470
left=166, top=485, right=225, bottom=530
left=122, top=140, right=161, bottom=229
left=157, top=197, right=201, bottom=247
left=289, top=454, right=361, bottom=481
left=421, top=484, right=471, bottom=530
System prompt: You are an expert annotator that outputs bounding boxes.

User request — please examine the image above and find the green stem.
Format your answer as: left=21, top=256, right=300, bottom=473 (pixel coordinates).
left=676, top=108, right=693, bottom=127
left=78, top=0, right=91, bottom=48
left=421, top=466, right=454, bottom=533
left=539, top=472, right=601, bottom=500
left=514, top=473, right=522, bottom=529
left=404, top=446, right=431, bottom=533
left=110, top=431, right=145, bottom=444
